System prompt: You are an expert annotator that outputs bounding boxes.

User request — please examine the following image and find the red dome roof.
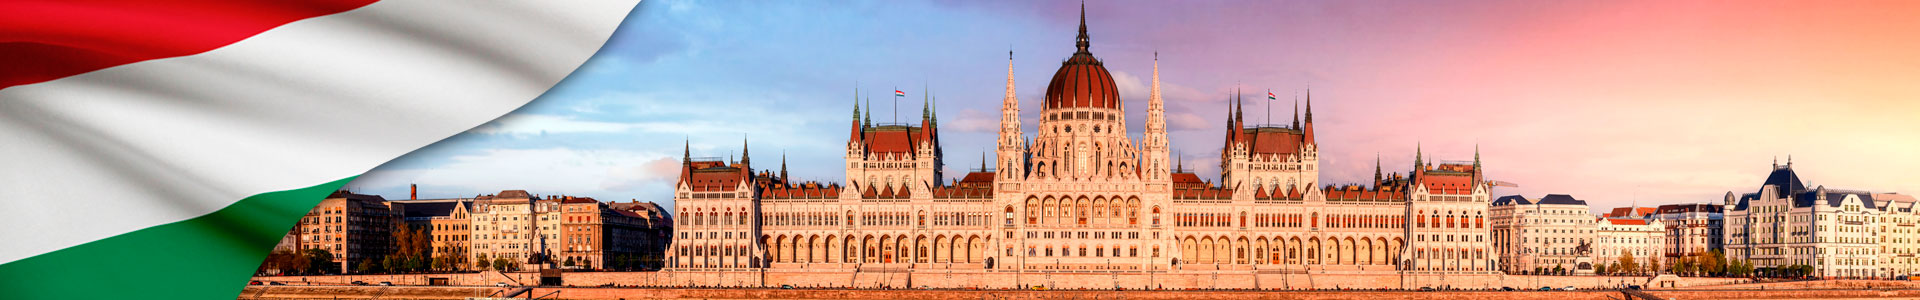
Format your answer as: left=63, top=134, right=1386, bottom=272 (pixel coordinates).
left=1043, top=4, right=1119, bottom=110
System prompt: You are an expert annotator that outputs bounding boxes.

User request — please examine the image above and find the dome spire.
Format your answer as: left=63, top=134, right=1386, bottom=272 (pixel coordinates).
left=1076, top=1, right=1090, bottom=53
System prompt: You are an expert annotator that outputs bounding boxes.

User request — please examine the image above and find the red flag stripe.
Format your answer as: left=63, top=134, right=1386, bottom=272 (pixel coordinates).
left=0, top=0, right=379, bottom=90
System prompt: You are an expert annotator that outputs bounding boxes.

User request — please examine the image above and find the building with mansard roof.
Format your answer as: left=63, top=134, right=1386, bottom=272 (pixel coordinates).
left=1723, top=159, right=1892, bottom=279
left=661, top=5, right=1496, bottom=288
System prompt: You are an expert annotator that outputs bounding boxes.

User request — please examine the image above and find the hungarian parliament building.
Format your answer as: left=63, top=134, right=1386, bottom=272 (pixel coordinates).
left=664, top=8, right=1495, bottom=278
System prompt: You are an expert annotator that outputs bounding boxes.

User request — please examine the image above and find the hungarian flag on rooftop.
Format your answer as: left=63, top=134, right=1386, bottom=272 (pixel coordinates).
left=0, top=1, right=639, bottom=299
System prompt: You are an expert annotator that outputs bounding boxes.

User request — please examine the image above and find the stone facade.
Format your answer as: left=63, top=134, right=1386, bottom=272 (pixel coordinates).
left=660, top=7, right=1496, bottom=288
left=465, top=191, right=671, bottom=271
left=1723, top=161, right=1886, bottom=278
left=1652, top=203, right=1722, bottom=265
left=280, top=191, right=400, bottom=272
left=1595, top=218, right=1666, bottom=272
left=1490, top=194, right=1597, bottom=275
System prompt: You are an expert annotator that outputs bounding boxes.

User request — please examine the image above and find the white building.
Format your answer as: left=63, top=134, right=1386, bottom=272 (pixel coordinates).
left=1722, top=161, right=1884, bottom=278
left=1490, top=194, right=1597, bottom=274
left=1595, top=217, right=1666, bottom=273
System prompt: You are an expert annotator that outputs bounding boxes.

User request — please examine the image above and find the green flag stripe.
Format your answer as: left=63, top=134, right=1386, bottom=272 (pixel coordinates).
left=0, top=177, right=353, bottom=299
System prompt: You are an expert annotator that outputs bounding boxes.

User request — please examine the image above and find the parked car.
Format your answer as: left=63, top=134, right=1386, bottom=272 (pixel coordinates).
left=780, top=284, right=794, bottom=289
left=1538, top=286, right=1552, bottom=291
left=495, top=282, right=510, bottom=287
left=378, top=281, right=393, bottom=286
left=1417, top=287, right=1435, bottom=292
left=1627, top=285, right=1642, bottom=290
left=267, top=281, right=285, bottom=286
left=350, top=281, right=367, bottom=286
left=1500, top=287, right=1515, bottom=291
left=1561, top=286, right=1576, bottom=291
left=249, top=281, right=263, bottom=285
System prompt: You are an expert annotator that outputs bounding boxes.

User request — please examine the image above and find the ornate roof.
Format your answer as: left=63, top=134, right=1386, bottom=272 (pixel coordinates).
left=1042, top=3, right=1119, bottom=110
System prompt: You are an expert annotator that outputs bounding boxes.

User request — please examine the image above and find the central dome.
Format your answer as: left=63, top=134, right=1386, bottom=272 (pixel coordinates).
left=1043, top=5, right=1119, bottom=110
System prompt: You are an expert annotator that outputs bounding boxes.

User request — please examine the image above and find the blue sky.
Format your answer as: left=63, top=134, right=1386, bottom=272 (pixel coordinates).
left=347, top=0, right=1920, bottom=214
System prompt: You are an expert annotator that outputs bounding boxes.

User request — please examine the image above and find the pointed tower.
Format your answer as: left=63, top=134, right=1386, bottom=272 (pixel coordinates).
left=780, top=152, right=789, bottom=184
left=1291, top=93, right=1300, bottom=130
left=679, top=139, right=692, bottom=186
left=1303, top=88, right=1316, bottom=145
left=996, top=50, right=1026, bottom=180
left=1142, top=51, right=1171, bottom=181
left=1412, top=142, right=1424, bottom=181
left=739, top=136, right=751, bottom=167
left=1374, top=153, right=1384, bottom=187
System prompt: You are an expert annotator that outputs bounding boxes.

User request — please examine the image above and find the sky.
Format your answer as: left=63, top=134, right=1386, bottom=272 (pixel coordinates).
left=345, top=0, right=1920, bottom=215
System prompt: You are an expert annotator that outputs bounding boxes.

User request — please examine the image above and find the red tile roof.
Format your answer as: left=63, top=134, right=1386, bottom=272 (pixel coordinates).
left=1606, top=218, right=1648, bottom=225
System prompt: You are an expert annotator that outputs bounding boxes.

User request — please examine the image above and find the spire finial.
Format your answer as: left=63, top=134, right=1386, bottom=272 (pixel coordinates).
left=740, top=134, right=750, bottom=165
left=683, top=138, right=691, bottom=164
left=1374, top=152, right=1383, bottom=185
left=853, top=85, right=861, bottom=121
left=1305, top=87, right=1314, bottom=123
left=1292, top=91, right=1300, bottom=129
left=1076, top=1, right=1090, bottom=53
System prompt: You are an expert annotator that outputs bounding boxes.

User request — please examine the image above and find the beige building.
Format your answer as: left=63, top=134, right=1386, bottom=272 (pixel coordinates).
left=1876, top=193, right=1920, bottom=278
left=282, top=191, right=400, bottom=272
left=1652, top=203, right=1722, bottom=266
left=663, top=7, right=1496, bottom=288
left=1490, top=194, right=1597, bottom=275
left=1595, top=217, right=1666, bottom=273
left=393, top=196, right=474, bottom=270
left=1723, top=161, right=1884, bottom=278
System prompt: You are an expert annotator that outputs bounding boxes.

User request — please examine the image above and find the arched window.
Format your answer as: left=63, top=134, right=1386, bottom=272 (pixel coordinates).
left=1152, top=206, right=1162, bottom=225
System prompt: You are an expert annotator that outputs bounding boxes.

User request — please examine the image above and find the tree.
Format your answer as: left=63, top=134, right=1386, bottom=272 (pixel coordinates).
left=1646, top=254, right=1662, bottom=275
left=356, top=258, right=378, bottom=274
left=493, top=258, right=512, bottom=271
left=564, top=257, right=577, bottom=268
left=475, top=253, right=491, bottom=271
left=432, top=254, right=453, bottom=271
left=1617, top=252, right=1639, bottom=275
left=303, top=249, right=336, bottom=275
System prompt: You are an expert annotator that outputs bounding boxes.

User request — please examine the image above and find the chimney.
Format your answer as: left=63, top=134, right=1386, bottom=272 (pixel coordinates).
left=409, top=184, right=417, bottom=200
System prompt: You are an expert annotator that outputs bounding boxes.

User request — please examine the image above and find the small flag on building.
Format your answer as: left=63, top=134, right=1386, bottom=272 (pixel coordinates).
left=895, top=90, right=906, bottom=97
left=1268, top=91, right=1277, bottom=100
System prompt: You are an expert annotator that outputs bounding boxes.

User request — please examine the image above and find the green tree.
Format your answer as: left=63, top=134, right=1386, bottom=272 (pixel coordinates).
left=493, top=258, right=512, bottom=271
left=564, top=257, right=577, bottom=268
left=432, top=254, right=452, bottom=271
left=1596, top=263, right=1610, bottom=275
left=1617, top=252, right=1639, bottom=275
left=475, top=253, right=491, bottom=271
left=303, top=249, right=336, bottom=275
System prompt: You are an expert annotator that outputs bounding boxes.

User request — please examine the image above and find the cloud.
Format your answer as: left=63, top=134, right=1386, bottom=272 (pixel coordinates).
left=1167, top=112, right=1210, bottom=130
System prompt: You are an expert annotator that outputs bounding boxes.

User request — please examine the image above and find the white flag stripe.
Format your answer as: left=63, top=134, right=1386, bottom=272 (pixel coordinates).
left=0, top=1, right=639, bottom=264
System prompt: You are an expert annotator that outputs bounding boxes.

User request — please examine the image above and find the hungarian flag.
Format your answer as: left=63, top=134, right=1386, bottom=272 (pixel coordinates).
left=896, top=89, right=907, bottom=97
left=0, top=1, right=639, bottom=299
left=1268, top=91, right=1277, bottom=100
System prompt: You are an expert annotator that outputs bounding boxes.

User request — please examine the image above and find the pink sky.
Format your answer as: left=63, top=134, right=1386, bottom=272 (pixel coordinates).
left=1054, top=0, right=1920, bottom=211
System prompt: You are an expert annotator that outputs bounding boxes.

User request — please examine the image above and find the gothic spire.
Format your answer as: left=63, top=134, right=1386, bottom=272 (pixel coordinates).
left=863, top=96, right=872, bottom=127
left=780, top=151, right=789, bottom=182
left=1291, top=92, right=1300, bottom=129
left=740, top=135, right=750, bottom=166
left=852, top=86, right=861, bottom=122
left=1374, top=153, right=1383, bottom=185
left=1414, top=142, right=1423, bottom=170
left=1075, top=1, right=1090, bottom=53
left=682, top=139, right=690, bottom=164
left=922, top=83, right=931, bottom=122
left=1305, top=88, right=1314, bottom=123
